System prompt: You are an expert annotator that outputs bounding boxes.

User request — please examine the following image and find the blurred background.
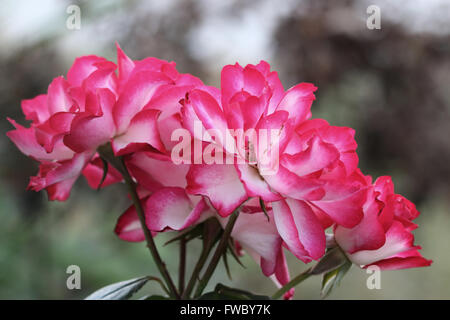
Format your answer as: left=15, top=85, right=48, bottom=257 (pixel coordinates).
left=0, top=0, right=449, bottom=299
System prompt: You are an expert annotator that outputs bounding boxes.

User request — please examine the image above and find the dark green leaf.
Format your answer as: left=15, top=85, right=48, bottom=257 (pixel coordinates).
left=321, top=260, right=352, bottom=298
left=97, top=157, right=109, bottom=190
left=259, top=198, right=270, bottom=221
left=227, top=238, right=245, bottom=268
left=202, top=218, right=223, bottom=247
left=222, top=250, right=232, bottom=280
left=164, top=223, right=204, bottom=246
left=139, top=294, right=170, bottom=300
left=165, top=218, right=222, bottom=247
left=197, top=284, right=270, bottom=300
left=310, top=247, right=348, bottom=275
left=85, top=276, right=149, bottom=300
left=196, top=291, right=222, bottom=300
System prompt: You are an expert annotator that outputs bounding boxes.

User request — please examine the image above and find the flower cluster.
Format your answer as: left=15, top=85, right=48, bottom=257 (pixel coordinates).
left=7, top=45, right=431, bottom=298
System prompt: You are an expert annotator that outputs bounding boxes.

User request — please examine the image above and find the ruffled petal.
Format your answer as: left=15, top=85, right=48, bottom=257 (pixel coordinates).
left=64, top=89, right=116, bottom=152
left=262, top=165, right=324, bottom=201
left=7, top=118, right=74, bottom=161
left=186, top=162, right=247, bottom=217
left=310, top=180, right=367, bottom=228
left=348, top=221, right=420, bottom=266
left=113, top=71, right=172, bottom=133
left=275, top=83, right=317, bottom=125
left=112, top=109, right=165, bottom=156
left=67, top=55, right=111, bottom=87
left=144, top=187, right=208, bottom=231
left=272, top=199, right=326, bottom=261
left=366, top=248, right=432, bottom=270
left=334, top=189, right=386, bottom=253
left=21, top=94, right=49, bottom=123
left=221, top=63, right=244, bottom=108
left=82, top=155, right=122, bottom=189
left=235, top=163, right=281, bottom=201
left=115, top=43, right=135, bottom=86
left=28, top=151, right=93, bottom=200
left=270, top=249, right=294, bottom=300
left=186, top=89, right=236, bottom=153
left=115, top=205, right=145, bottom=242
left=47, top=77, right=73, bottom=115
left=219, top=210, right=281, bottom=276
left=281, top=135, right=340, bottom=177
left=127, top=151, right=189, bottom=189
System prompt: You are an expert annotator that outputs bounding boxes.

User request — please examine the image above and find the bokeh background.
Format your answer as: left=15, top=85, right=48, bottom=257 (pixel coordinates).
left=0, top=0, right=449, bottom=299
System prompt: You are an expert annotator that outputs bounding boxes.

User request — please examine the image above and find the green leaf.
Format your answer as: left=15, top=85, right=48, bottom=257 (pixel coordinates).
left=85, top=276, right=150, bottom=300
left=197, top=284, right=270, bottom=300
left=164, top=217, right=222, bottom=247
left=310, top=247, right=348, bottom=275
left=164, top=223, right=203, bottom=246
left=226, top=238, right=245, bottom=268
left=196, top=291, right=222, bottom=300
left=320, top=260, right=352, bottom=298
left=139, top=294, right=170, bottom=300
left=222, top=250, right=233, bottom=280
left=259, top=198, right=270, bottom=221
left=217, top=284, right=271, bottom=300
left=97, top=157, right=109, bottom=190
left=202, top=218, right=223, bottom=248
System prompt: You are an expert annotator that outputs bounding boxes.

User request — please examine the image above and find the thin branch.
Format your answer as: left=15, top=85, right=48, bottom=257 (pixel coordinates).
left=271, top=267, right=312, bottom=300
left=193, top=210, right=240, bottom=298
left=181, top=230, right=219, bottom=299
left=178, top=236, right=187, bottom=294
left=98, top=145, right=180, bottom=299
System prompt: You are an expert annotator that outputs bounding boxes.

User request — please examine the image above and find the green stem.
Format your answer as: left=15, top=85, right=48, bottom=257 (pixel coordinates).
left=271, top=267, right=312, bottom=300
left=178, top=236, right=186, bottom=295
left=194, top=211, right=240, bottom=298
left=181, top=230, right=218, bottom=299
left=98, top=145, right=179, bottom=299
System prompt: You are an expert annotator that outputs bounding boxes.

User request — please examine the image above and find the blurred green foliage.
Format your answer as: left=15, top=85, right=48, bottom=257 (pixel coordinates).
left=0, top=180, right=447, bottom=299
left=0, top=0, right=448, bottom=299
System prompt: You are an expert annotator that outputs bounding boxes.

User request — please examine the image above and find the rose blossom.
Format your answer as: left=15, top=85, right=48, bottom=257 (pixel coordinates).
left=334, top=172, right=432, bottom=270
left=7, top=47, right=431, bottom=299
left=7, top=44, right=199, bottom=200
left=113, top=85, right=293, bottom=297
left=179, top=61, right=367, bottom=263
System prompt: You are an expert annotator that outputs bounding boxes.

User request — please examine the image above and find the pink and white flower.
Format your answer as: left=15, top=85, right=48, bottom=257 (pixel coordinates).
left=334, top=173, right=432, bottom=270
left=7, top=47, right=431, bottom=298
left=180, top=61, right=368, bottom=262
left=7, top=44, right=200, bottom=200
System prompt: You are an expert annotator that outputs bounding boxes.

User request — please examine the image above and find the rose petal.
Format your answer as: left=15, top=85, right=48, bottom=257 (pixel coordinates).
left=144, top=187, right=208, bottom=231
left=272, top=199, right=326, bottom=261
left=187, top=162, right=248, bottom=217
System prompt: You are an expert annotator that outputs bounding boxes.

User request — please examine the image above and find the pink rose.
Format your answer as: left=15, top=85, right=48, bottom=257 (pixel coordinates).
left=111, top=61, right=295, bottom=295
left=7, top=54, right=118, bottom=200
left=180, top=61, right=367, bottom=262
left=7, top=47, right=432, bottom=299
left=7, top=45, right=200, bottom=200
left=335, top=173, right=432, bottom=270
